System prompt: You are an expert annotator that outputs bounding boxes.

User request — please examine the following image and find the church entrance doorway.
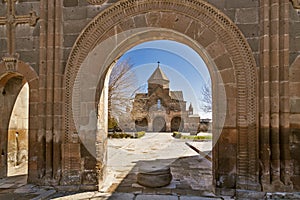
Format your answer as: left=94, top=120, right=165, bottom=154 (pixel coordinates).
left=171, top=117, right=183, bottom=132
left=135, top=118, right=148, bottom=132
left=153, top=117, right=166, bottom=132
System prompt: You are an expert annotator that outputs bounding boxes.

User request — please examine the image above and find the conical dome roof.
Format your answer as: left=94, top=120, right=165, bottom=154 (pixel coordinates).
left=148, top=63, right=169, bottom=84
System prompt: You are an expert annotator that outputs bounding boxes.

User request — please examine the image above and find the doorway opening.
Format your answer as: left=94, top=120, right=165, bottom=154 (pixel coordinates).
left=0, top=75, right=29, bottom=180
left=103, top=40, right=214, bottom=195
left=7, top=82, right=29, bottom=177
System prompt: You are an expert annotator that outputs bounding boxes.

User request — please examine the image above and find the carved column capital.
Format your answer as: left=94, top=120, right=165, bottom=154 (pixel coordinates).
left=2, top=54, right=19, bottom=72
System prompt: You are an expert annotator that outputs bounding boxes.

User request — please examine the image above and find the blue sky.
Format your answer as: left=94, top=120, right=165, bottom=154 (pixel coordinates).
left=117, top=40, right=212, bottom=118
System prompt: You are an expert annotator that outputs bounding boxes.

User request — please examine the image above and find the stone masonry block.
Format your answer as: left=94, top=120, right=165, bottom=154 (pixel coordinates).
left=19, top=50, right=39, bottom=64
left=236, top=24, right=259, bottom=38
left=64, top=35, right=78, bottom=48
left=185, top=21, right=205, bottom=40
left=236, top=8, right=259, bottom=24
left=291, top=22, right=300, bottom=35
left=0, top=27, right=5, bottom=39
left=87, top=6, right=105, bottom=19
left=225, top=0, right=258, bottom=9
left=291, top=98, right=300, bottom=113
left=214, top=54, right=233, bottom=71
left=220, top=68, right=236, bottom=84
left=15, top=26, right=33, bottom=38
left=223, top=9, right=236, bottom=22
left=0, top=39, right=7, bottom=52
left=290, top=83, right=300, bottom=97
left=173, top=15, right=193, bottom=34
left=197, top=28, right=217, bottom=47
left=247, top=38, right=259, bottom=52
left=134, top=15, right=147, bottom=28
left=78, top=0, right=90, bottom=6
left=64, top=7, right=87, bottom=20
left=16, top=38, right=34, bottom=50
left=63, top=0, right=79, bottom=7
left=224, top=84, right=237, bottom=98
left=146, top=12, right=161, bottom=27
left=0, top=6, right=5, bottom=17
left=15, top=2, right=40, bottom=16
left=207, top=0, right=225, bottom=9
left=290, top=37, right=300, bottom=52
left=119, top=18, right=136, bottom=31
left=63, top=19, right=90, bottom=34
left=160, top=12, right=177, bottom=29
left=292, top=128, right=300, bottom=142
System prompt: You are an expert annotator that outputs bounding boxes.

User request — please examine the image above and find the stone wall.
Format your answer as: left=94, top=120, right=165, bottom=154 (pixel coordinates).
left=290, top=5, right=300, bottom=190
left=290, top=4, right=300, bottom=64
left=0, top=0, right=300, bottom=194
left=206, top=0, right=260, bottom=66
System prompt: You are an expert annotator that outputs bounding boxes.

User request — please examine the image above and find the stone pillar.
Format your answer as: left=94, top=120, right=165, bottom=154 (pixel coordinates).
left=259, top=0, right=292, bottom=191
left=37, top=0, right=64, bottom=184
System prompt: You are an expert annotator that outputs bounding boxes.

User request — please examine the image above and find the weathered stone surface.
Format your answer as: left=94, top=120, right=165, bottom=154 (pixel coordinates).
left=0, top=0, right=299, bottom=195
left=136, top=194, right=177, bottom=200
left=137, top=165, right=172, bottom=188
left=63, top=0, right=78, bottom=7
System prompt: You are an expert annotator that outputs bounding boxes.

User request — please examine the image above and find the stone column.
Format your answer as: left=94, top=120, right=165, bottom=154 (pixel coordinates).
left=259, top=0, right=292, bottom=191
left=37, top=0, right=64, bottom=184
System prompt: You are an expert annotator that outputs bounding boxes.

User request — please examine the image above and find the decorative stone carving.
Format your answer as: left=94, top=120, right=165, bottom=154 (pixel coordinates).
left=0, top=0, right=39, bottom=55
left=64, top=0, right=258, bottom=190
left=2, top=54, right=19, bottom=72
left=86, top=0, right=107, bottom=5
left=291, top=0, right=300, bottom=9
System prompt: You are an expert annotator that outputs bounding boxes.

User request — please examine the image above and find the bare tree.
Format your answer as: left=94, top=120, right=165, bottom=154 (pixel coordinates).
left=199, top=82, right=212, bottom=113
left=108, top=59, right=138, bottom=128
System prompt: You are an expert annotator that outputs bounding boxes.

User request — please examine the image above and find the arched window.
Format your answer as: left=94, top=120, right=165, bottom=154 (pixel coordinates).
left=157, top=99, right=161, bottom=110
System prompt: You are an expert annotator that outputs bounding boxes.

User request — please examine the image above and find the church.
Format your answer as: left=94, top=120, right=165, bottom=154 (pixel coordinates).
left=0, top=0, right=300, bottom=196
left=130, top=63, right=200, bottom=133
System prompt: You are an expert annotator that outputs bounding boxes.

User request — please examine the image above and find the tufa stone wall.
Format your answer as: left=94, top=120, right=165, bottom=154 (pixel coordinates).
left=0, top=0, right=300, bottom=194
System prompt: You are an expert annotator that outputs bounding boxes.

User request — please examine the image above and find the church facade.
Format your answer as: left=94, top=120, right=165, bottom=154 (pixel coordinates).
left=130, top=64, right=200, bottom=133
left=0, top=0, right=300, bottom=195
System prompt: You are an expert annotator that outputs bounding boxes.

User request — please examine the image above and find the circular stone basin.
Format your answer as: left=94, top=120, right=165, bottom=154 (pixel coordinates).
left=137, top=165, right=172, bottom=188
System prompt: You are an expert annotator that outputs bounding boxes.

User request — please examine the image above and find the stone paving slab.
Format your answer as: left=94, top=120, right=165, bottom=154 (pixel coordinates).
left=180, top=196, right=222, bottom=200
left=32, top=189, right=56, bottom=200
left=135, top=194, right=178, bottom=200
left=0, top=183, right=15, bottom=188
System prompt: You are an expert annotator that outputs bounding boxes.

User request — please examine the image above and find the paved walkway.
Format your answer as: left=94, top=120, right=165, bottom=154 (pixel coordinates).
left=102, top=132, right=213, bottom=196
left=2, top=132, right=299, bottom=199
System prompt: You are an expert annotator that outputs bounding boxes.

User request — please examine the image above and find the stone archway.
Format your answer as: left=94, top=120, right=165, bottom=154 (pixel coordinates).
left=64, top=0, right=259, bottom=191
left=0, top=60, right=39, bottom=182
left=171, top=116, right=183, bottom=132
left=153, top=117, right=167, bottom=132
left=135, top=118, right=148, bottom=132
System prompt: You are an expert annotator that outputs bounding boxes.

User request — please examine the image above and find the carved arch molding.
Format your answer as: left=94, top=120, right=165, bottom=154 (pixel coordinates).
left=86, top=0, right=107, bottom=5
left=65, top=0, right=258, bottom=188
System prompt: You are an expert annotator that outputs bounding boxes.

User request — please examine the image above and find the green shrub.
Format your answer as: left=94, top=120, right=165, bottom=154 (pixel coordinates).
left=108, top=132, right=132, bottom=138
left=172, top=131, right=182, bottom=138
left=172, top=132, right=212, bottom=141
left=108, top=131, right=145, bottom=139
left=134, top=131, right=145, bottom=138
left=181, top=135, right=212, bottom=141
